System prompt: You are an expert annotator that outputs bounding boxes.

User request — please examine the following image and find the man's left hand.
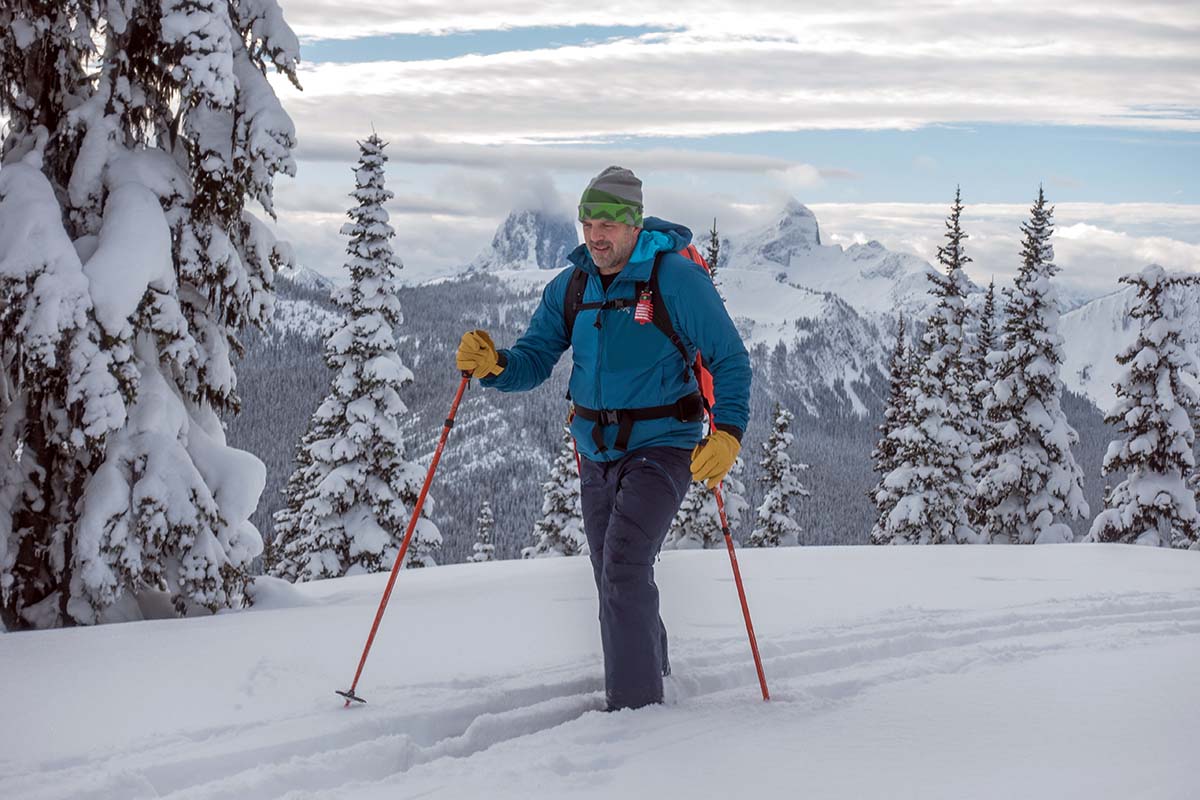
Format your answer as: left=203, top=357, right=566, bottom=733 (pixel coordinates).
left=690, top=429, right=741, bottom=489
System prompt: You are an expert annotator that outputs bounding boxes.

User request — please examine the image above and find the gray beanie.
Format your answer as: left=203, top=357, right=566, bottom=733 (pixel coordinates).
left=578, top=165, right=643, bottom=226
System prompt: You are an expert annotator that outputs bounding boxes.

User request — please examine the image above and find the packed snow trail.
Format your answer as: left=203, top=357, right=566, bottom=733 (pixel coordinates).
left=2, top=545, right=1198, bottom=800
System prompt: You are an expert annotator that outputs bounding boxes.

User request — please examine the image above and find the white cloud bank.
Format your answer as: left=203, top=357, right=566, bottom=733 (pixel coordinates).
left=811, top=201, right=1200, bottom=297
left=261, top=2, right=1199, bottom=293
left=273, top=1, right=1200, bottom=154
left=274, top=184, right=1200, bottom=299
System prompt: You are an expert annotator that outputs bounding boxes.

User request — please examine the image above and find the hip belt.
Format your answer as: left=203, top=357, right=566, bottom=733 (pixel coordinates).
left=573, top=392, right=706, bottom=453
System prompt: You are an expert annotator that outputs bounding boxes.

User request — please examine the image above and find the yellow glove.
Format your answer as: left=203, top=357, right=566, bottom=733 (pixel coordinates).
left=456, top=329, right=504, bottom=378
left=690, top=429, right=741, bottom=489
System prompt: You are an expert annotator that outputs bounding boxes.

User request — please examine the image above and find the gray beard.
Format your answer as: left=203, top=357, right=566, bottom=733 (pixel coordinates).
left=590, top=242, right=635, bottom=273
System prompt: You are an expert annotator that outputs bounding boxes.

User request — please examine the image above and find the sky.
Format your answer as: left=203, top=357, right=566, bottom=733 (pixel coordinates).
left=265, top=0, right=1200, bottom=293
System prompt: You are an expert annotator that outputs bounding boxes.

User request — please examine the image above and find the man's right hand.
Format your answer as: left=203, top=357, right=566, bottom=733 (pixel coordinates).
left=456, top=329, right=504, bottom=378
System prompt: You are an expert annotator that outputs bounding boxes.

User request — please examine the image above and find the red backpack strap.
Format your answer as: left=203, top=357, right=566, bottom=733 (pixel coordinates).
left=679, top=244, right=711, bottom=274
left=674, top=246, right=716, bottom=411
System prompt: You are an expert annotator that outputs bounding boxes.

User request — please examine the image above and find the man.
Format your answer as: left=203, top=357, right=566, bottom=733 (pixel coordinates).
left=456, top=166, right=751, bottom=710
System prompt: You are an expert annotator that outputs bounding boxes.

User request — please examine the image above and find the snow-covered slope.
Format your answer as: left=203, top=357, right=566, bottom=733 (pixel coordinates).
left=717, top=269, right=889, bottom=414
left=270, top=266, right=342, bottom=339
left=468, top=208, right=578, bottom=273
left=3, top=545, right=1198, bottom=799
left=278, top=264, right=334, bottom=292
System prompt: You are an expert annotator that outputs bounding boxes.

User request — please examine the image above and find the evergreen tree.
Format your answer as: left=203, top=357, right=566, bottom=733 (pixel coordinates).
left=976, top=189, right=1088, bottom=544
left=270, top=134, right=440, bottom=580
left=749, top=404, right=809, bottom=547
left=667, top=458, right=750, bottom=549
left=869, top=317, right=911, bottom=544
left=965, top=278, right=999, bottom=531
left=872, top=188, right=979, bottom=545
left=524, top=424, right=586, bottom=558
left=268, top=417, right=333, bottom=580
left=1, top=0, right=299, bottom=627
left=1086, top=266, right=1200, bottom=549
left=972, top=279, right=999, bottom=421
left=469, top=501, right=496, bottom=563
left=706, top=217, right=721, bottom=284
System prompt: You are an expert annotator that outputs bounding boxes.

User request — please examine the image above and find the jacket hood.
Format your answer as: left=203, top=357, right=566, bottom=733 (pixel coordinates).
left=567, top=216, right=694, bottom=277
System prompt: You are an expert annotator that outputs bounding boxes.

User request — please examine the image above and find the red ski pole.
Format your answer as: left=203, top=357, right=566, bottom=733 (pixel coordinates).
left=712, top=482, right=770, bottom=701
left=337, top=372, right=471, bottom=707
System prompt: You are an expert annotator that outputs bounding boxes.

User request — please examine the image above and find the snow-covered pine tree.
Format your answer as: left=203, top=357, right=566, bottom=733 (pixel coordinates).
left=973, top=279, right=998, bottom=418
left=1, top=0, right=299, bottom=627
left=1086, top=265, right=1200, bottom=549
left=976, top=189, right=1088, bottom=544
left=270, top=134, right=440, bottom=580
left=267, top=421, right=328, bottom=581
left=524, top=424, right=586, bottom=558
left=469, top=502, right=496, bottom=563
left=965, top=278, right=999, bottom=531
left=749, top=403, right=809, bottom=547
left=873, top=187, right=979, bottom=545
left=869, top=317, right=911, bottom=544
left=667, top=457, right=750, bottom=549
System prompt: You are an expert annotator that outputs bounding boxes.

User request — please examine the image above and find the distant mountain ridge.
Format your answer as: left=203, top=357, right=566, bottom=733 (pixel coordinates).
left=278, top=264, right=334, bottom=291
left=722, top=200, right=970, bottom=320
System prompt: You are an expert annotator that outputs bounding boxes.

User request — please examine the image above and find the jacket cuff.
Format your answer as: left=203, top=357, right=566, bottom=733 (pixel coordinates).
left=715, top=423, right=744, bottom=443
left=480, top=350, right=510, bottom=388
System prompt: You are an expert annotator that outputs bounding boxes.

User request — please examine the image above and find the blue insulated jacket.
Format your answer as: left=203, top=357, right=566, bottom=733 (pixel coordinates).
left=481, top=217, right=752, bottom=461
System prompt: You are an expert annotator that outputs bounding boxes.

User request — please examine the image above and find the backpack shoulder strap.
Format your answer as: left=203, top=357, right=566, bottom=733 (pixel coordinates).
left=562, top=266, right=590, bottom=342
left=647, top=252, right=695, bottom=383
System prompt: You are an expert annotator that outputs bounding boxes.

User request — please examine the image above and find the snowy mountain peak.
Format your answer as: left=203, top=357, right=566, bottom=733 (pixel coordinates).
left=725, top=199, right=823, bottom=273
left=770, top=199, right=822, bottom=254
left=469, top=208, right=579, bottom=272
left=723, top=203, right=955, bottom=319
left=778, top=198, right=821, bottom=244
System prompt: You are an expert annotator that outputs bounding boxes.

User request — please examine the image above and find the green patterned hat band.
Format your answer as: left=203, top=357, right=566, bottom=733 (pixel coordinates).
left=579, top=166, right=643, bottom=226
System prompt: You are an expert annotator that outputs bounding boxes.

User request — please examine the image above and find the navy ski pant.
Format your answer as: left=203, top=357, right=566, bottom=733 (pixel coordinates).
left=580, top=446, right=693, bottom=710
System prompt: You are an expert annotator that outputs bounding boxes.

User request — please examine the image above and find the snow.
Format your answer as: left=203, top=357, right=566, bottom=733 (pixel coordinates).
left=1060, top=283, right=1200, bottom=412
left=82, top=180, right=175, bottom=336
left=2, top=544, right=1197, bottom=799
left=272, top=296, right=342, bottom=339
left=0, top=157, right=91, bottom=357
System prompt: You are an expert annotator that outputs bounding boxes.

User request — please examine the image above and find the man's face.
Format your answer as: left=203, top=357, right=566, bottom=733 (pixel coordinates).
left=582, top=218, right=641, bottom=273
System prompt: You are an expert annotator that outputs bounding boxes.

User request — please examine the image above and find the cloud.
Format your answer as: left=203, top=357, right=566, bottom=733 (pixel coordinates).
left=808, top=201, right=1200, bottom=295
left=280, top=1, right=1200, bottom=53
left=272, top=179, right=1200, bottom=300
left=292, top=134, right=845, bottom=182
left=270, top=1, right=1200, bottom=146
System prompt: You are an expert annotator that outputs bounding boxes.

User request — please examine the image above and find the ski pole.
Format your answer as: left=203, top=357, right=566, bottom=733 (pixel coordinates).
left=705, top=411, right=770, bottom=701
left=712, top=483, right=769, bottom=701
left=337, top=372, right=471, bottom=707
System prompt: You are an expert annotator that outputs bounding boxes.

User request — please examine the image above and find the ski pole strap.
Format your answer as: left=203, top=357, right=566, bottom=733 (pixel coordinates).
left=573, top=393, right=706, bottom=453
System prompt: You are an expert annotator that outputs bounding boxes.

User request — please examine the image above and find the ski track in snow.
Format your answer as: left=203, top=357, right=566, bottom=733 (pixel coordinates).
left=9, top=590, right=1200, bottom=800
